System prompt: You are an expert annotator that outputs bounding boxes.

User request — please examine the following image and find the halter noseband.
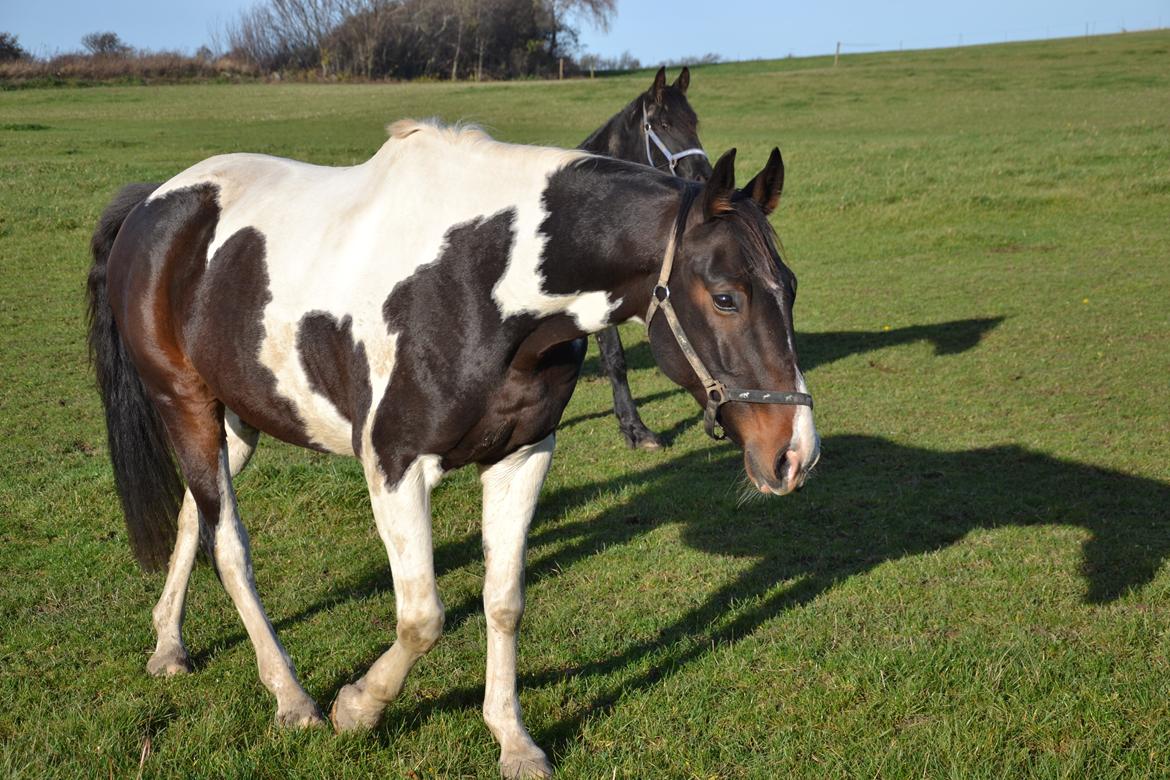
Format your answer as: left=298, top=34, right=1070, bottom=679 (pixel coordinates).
left=644, top=192, right=814, bottom=441
left=643, top=102, right=708, bottom=175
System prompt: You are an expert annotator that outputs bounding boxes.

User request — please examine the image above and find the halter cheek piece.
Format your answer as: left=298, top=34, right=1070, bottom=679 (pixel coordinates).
left=644, top=192, right=814, bottom=441
left=643, top=102, right=709, bottom=175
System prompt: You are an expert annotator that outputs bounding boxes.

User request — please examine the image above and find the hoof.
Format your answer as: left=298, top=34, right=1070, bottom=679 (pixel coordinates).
left=623, top=427, right=664, bottom=451
left=275, top=698, right=325, bottom=729
left=146, top=647, right=192, bottom=677
left=634, top=434, right=664, bottom=451
left=500, top=748, right=553, bottom=779
left=330, top=683, right=383, bottom=732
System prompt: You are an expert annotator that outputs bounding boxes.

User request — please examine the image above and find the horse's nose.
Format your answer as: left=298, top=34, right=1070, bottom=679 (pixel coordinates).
left=775, top=447, right=804, bottom=493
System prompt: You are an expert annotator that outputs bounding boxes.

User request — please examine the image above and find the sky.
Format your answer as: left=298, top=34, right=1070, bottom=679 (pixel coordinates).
left=3, top=0, right=1167, bottom=61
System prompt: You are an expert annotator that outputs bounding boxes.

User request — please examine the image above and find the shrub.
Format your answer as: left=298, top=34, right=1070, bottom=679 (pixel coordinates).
left=0, top=32, right=28, bottom=62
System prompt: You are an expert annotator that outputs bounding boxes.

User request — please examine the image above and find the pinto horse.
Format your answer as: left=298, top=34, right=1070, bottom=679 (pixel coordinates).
left=87, top=120, right=818, bottom=778
left=581, top=66, right=713, bottom=450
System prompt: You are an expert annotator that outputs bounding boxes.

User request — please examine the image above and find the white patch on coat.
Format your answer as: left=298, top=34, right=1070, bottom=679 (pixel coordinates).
left=149, top=121, right=604, bottom=454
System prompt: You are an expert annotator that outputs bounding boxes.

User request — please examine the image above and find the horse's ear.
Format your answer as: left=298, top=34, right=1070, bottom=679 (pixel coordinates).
left=651, top=66, right=667, bottom=104
left=673, top=66, right=690, bottom=95
left=741, top=147, right=785, bottom=215
left=703, top=149, right=737, bottom=219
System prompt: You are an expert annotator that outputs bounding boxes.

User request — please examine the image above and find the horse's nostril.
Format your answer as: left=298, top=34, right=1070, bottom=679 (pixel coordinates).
left=776, top=448, right=802, bottom=491
left=775, top=448, right=793, bottom=483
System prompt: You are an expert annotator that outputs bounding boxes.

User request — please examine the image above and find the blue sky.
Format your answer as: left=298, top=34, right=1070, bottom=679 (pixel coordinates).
left=4, top=0, right=1167, bottom=60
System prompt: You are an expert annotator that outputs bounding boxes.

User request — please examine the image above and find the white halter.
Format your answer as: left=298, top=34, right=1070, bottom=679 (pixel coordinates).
left=642, top=101, right=708, bottom=175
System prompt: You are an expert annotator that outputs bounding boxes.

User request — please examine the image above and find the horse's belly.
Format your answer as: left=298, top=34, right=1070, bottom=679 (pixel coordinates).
left=208, top=321, right=357, bottom=456
left=442, top=338, right=585, bottom=470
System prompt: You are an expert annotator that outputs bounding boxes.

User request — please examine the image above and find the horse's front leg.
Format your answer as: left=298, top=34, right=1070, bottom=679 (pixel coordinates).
left=479, top=435, right=556, bottom=779
left=596, top=327, right=663, bottom=450
left=331, top=454, right=446, bottom=731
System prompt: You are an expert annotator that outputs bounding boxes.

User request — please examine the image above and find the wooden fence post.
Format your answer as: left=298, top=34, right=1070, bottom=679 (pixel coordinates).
left=834, top=41, right=840, bottom=68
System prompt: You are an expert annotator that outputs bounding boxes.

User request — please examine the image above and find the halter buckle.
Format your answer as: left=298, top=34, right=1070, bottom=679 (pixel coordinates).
left=703, top=397, right=726, bottom=440
left=702, top=383, right=728, bottom=440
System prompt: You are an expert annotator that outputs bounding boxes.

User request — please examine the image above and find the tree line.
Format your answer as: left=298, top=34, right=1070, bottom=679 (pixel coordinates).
left=2, top=1, right=718, bottom=86
left=224, top=0, right=614, bottom=80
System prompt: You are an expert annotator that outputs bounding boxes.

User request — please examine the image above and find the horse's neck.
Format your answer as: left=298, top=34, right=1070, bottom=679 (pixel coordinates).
left=539, top=161, right=682, bottom=329
left=578, top=100, right=643, bottom=163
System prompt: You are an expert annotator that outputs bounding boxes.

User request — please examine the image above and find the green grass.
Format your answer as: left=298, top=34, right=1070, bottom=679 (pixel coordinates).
left=2, top=30, right=1169, bottom=778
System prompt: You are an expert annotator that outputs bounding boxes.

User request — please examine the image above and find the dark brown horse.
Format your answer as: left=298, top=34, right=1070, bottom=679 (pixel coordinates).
left=581, top=66, right=714, bottom=450
left=88, top=120, right=817, bottom=778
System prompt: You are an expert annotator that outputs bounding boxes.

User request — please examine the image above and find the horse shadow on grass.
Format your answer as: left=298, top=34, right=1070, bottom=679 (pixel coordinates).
left=348, top=430, right=1170, bottom=761
left=186, top=312, right=1170, bottom=763
left=578, top=316, right=1006, bottom=379
left=567, top=316, right=1005, bottom=446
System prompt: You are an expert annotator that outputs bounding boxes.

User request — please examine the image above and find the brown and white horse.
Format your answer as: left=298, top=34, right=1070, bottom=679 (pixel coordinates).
left=87, top=120, right=818, bottom=778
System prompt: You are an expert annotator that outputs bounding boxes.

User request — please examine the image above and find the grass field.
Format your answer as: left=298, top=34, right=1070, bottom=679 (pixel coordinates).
left=2, top=30, right=1170, bottom=778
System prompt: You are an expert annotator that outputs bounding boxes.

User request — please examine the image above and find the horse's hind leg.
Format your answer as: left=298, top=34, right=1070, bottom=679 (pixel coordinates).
left=331, top=455, right=445, bottom=732
left=480, top=435, right=556, bottom=779
left=596, top=326, right=663, bottom=450
left=147, top=410, right=259, bottom=677
left=153, top=384, right=322, bottom=726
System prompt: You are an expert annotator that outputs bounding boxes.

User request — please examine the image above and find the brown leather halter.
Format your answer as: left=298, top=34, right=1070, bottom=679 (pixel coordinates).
left=644, top=191, right=814, bottom=440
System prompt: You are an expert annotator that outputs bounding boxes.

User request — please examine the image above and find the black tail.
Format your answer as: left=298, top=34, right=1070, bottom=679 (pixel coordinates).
left=86, top=182, right=184, bottom=572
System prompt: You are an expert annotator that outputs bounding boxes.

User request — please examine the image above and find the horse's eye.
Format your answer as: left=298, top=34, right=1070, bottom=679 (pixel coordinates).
left=712, top=293, right=737, bottom=312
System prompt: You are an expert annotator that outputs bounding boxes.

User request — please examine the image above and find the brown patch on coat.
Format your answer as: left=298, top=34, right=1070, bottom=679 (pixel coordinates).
left=296, top=312, right=372, bottom=454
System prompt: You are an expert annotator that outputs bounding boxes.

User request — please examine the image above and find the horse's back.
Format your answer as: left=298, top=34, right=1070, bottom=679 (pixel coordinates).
left=149, top=152, right=347, bottom=208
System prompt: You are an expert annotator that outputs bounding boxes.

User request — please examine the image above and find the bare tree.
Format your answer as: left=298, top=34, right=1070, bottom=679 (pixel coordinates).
left=270, top=0, right=344, bottom=76
left=542, top=0, right=614, bottom=60
left=450, top=0, right=468, bottom=80
left=82, top=32, right=132, bottom=57
left=334, top=0, right=396, bottom=79
left=226, top=0, right=344, bottom=75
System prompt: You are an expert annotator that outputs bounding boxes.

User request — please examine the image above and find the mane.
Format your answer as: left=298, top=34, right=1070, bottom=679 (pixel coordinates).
left=387, top=117, right=491, bottom=144
left=569, top=153, right=667, bottom=178
left=578, top=97, right=639, bottom=153
left=384, top=117, right=587, bottom=169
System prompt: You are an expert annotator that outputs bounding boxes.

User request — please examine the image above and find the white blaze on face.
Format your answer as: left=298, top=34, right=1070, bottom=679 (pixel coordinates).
left=790, top=367, right=819, bottom=472
left=146, top=121, right=612, bottom=454
left=763, top=278, right=816, bottom=471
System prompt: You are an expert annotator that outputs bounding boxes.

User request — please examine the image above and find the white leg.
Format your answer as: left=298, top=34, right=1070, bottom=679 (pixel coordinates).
left=209, top=441, right=322, bottom=727
left=331, top=455, right=446, bottom=731
left=480, top=435, right=556, bottom=780
left=148, top=411, right=259, bottom=677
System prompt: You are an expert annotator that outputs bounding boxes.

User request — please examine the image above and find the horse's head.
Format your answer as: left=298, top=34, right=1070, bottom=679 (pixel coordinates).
left=646, top=148, right=819, bottom=495
left=640, top=66, right=712, bottom=181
